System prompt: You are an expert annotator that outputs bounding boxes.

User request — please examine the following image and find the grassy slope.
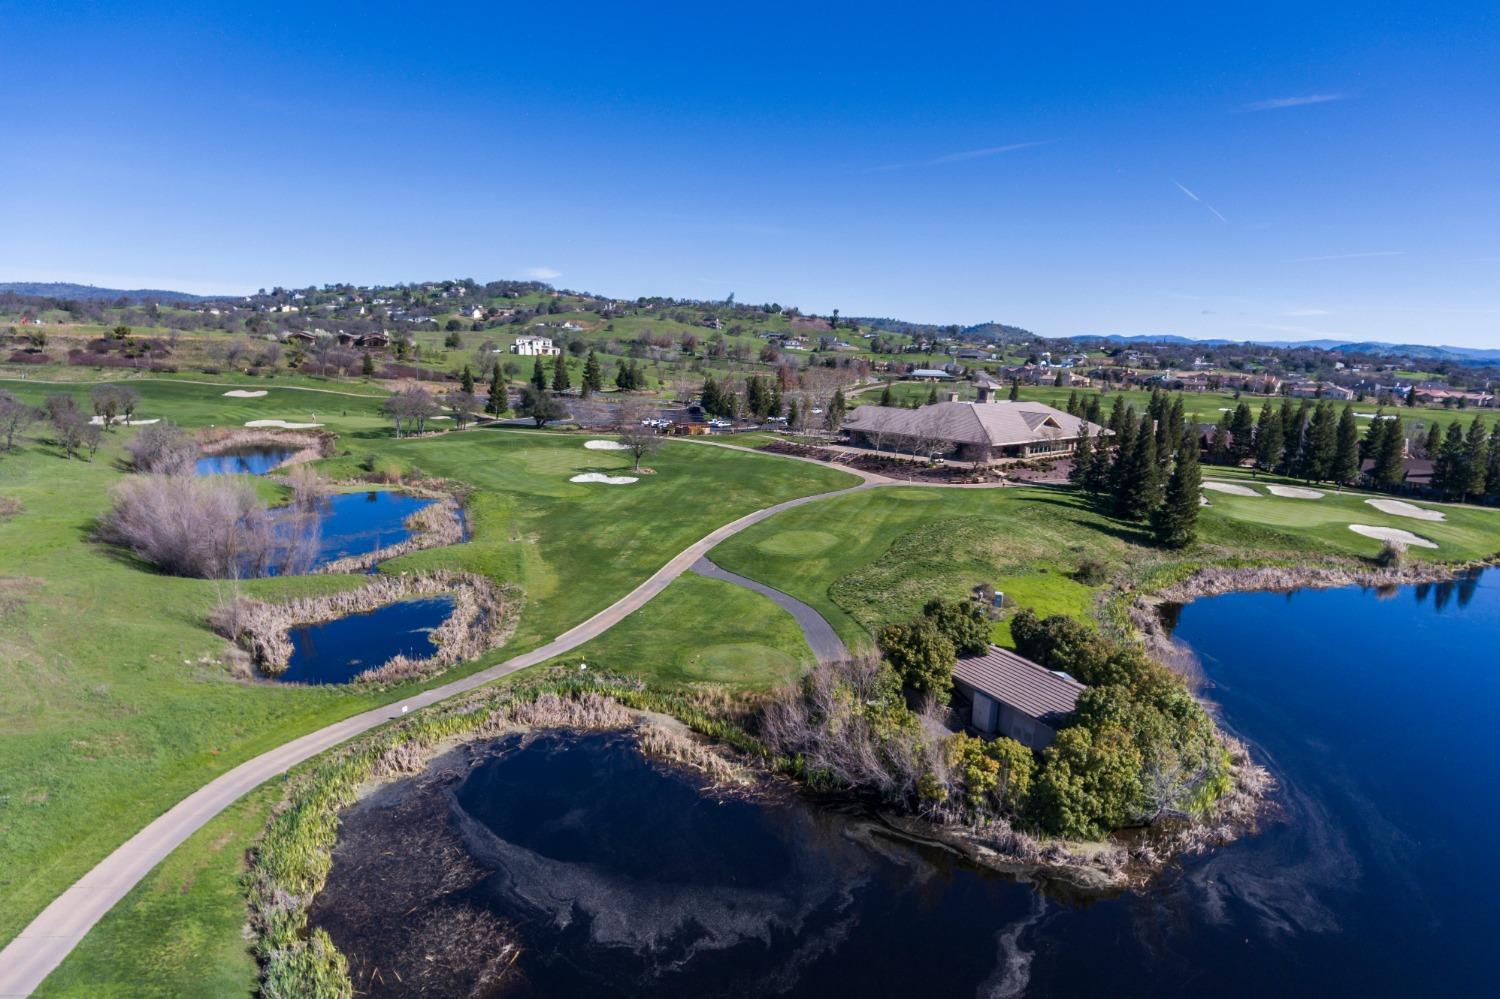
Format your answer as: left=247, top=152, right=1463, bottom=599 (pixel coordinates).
left=0, top=405, right=855, bottom=945
left=710, top=479, right=1500, bottom=649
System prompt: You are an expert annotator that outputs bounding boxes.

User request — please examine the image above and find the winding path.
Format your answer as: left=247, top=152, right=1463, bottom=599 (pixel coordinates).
left=0, top=474, right=882, bottom=997
left=690, top=557, right=848, bottom=664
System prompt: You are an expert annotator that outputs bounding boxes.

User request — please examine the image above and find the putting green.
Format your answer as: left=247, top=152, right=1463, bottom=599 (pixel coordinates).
left=757, top=529, right=842, bottom=555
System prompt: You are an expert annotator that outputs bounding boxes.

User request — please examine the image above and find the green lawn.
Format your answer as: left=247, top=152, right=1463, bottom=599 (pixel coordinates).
left=0, top=419, right=856, bottom=947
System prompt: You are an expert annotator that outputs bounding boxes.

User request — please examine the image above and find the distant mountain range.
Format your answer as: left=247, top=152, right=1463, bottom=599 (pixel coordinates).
left=0, top=282, right=211, bottom=303
left=1073, top=333, right=1500, bottom=366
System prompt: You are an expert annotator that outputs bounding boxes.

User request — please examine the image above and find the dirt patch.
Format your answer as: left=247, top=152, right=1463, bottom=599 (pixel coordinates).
left=1365, top=498, right=1445, bottom=521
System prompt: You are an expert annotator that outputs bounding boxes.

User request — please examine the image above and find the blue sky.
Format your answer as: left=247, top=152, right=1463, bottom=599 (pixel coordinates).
left=3, top=1, right=1498, bottom=346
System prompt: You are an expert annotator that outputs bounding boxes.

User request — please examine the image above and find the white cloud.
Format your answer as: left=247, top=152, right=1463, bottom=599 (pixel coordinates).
left=1284, top=308, right=1331, bottom=317
left=1239, top=93, right=1348, bottom=112
left=1286, top=251, right=1402, bottom=263
left=866, top=140, right=1052, bottom=173
left=521, top=267, right=562, bottom=280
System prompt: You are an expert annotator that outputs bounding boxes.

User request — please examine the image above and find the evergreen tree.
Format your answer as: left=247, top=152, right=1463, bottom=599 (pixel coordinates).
left=530, top=357, right=547, bottom=392
left=1085, top=394, right=1103, bottom=426
left=582, top=349, right=603, bottom=396
left=1298, top=401, right=1338, bottom=482
left=1424, top=421, right=1442, bottom=457
left=786, top=397, right=801, bottom=429
left=747, top=376, right=770, bottom=419
left=1332, top=405, right=1361, bottom=487
left=879, top=384, right=894, bottom=407
left=1069, top=424, right=1095, bottom=491
left=826, top=388, right=848, bottom=430
left=1433, top=422, right=1468, bottom=500
left=551, top=353, right=570, bottom=392
left=926, top=384, right=939, bottom=406
left=1209, top=412, right=1231, bottom=465
left=1283, top=401, right=1309, bottom=475
left=769, top=385, right=783, bottom=418
left=1464, top=416, right=1488, bottom=501
left=1107, top=407, right=1137, bottom=501
left=1486, top=423, right=1500, bottom=500
left=1066, top=390, right=1080, bottom=416
left=1254, top=401, right=1282, bottom=475
left=1115, top=413, right=1161, bottom=520
left=1166, top=397, right=1185, bottom=458
left=1373, top=415, right=1406, bottom=489
left=1009, top=378, right=1021, bottom=402
left=486, top=366, right=507, bottom=415
left=1229, top=401, right=1256, bottom=465
left=460, top=365, right=475, bottom=395
left=1151, top=435, right=1201, bottom=549
left=1107, top=396, right=1128, bottom=433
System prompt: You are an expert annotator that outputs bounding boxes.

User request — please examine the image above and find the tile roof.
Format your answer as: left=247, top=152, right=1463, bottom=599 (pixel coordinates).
left=954, top=645, right=1086, bottom=722
left=844, top=400, right=1106, bottom=447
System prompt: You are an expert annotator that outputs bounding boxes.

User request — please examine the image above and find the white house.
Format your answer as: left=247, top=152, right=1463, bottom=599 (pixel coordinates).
left=511, top=335, right=561, bottom=356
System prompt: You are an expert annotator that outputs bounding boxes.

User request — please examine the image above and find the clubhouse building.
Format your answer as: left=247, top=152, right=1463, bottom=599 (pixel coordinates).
left=842, top=393, right=1107, bottom=464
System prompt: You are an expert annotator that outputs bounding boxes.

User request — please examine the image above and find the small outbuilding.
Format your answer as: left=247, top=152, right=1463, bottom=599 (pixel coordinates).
left=953, top=645, right=1085, bottom=750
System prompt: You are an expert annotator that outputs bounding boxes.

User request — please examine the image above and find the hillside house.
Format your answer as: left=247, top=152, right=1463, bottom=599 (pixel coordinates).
left=511, top=335, right=561, bottom=356
left=954, top=645, right=1085, bottom=750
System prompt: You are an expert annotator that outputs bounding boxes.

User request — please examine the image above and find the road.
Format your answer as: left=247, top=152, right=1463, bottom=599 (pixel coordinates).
left=0, top=475, right=879, bottom=997
left=690, top=556, right=849, bottom=664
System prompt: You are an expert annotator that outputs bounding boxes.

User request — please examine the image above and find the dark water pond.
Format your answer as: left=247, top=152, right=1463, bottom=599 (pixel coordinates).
left=278, top=594, right=453, bottom=684
left=306, top=490, right=431, bottom=566
left=311, top=569, right=1500, bottom=996
left=194, top=445, right=296, bottom=476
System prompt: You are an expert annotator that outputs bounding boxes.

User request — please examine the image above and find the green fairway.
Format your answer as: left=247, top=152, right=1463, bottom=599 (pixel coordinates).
left=0, top=417, right=856, bottom=947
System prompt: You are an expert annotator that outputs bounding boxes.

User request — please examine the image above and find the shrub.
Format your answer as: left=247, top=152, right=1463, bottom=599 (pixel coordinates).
left=921, top=597, right=990, bottom=656
left=1375, top=538, right=1406, bottom=568
left=877, top=616, right=955, bottom=697
left=125, top=422, right=198, bottom=475
left=98, top=475, right=316, bottom=577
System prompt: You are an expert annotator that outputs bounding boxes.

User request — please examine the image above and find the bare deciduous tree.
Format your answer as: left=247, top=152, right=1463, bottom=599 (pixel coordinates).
left=616, top=398, right=664, bottom=470
left=0, top=392, right=38, bottom=451
left=126, top=422, right=199, bottom=475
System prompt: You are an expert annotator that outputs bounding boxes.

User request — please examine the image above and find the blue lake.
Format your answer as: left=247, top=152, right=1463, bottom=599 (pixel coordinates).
left=310, top=570, right=1500, bottom=995
left=194, top=445, right=296, bottom=476
left=279, top=594, right=454, bottom=684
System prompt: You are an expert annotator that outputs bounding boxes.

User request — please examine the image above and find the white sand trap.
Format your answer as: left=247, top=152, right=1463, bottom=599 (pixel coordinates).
left=1365, top=498, right=1445, bottom=521
left=244, top=419, right=324, bottom=429
left=1202, top=481, right=1259, bottom=496
left=88, top=416, right=159, bottom=426
left=431, top=415, right=451, bottom=420
left=584, top=439, right=631, bottom=451
left=222, top=389, right=267, bottom=398
left=1267, top=485, right=1324, bottom=499
left=1349, top=524, right=1438, bottom=549
left=570, top=473, right=638, bottom=485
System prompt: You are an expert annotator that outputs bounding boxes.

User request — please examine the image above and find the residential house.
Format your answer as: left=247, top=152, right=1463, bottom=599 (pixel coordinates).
left=511, top=335, right=561, bottom=356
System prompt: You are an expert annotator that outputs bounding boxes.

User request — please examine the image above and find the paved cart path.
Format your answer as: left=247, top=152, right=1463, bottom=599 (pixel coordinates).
left=0, top=475, right=884, bottom=997
left=690, top=556, right=848, bottom=664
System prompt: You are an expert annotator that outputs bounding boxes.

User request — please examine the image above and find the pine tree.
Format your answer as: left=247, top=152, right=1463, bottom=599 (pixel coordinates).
left=1008, top=378, right=1020, bottom=402
left=826, top=388, right=848, bottom=430
left=1116, top=413, right=1161, bottom=520
left=1151, top=435, right=1201, bottom=549
left=1464, top=416, right=1488, bottom=501
left=1107, top=407, right=1137, bottom=501
left=1066, top=390, right=1080, bottom=416
left=1166, top=397, right=1185, bottom=458
left=879, top=385, right=894, bottom=407
left=1433, top=422, right=1467, bottom=500
left=1254, top=401, right=1282, bottom=475
left=1424, top=421, right=1442, bottom=457
left=1229, top=401, right=1256, bottom=465
left=486, top=366, right=507, bottom=415
left=1373, top=416, right=1406, bottom=489
left=925, top=384, right=939, bottom=405
left=787, top=397, right=801, bottom=429
left=551, top=353, right=570, bottom=392
left=1486, top=424, right=1500, bottom=500
left=582, top=349, right=603, bottom=396
left=361, top=352, right=376, bottom=378
left=1107, top=396, right=1128, bottom=433
left=1209, top=412, right=1231, bottom=465
left=460, top=365, right=475, bottom=395
left=530, top=357, right=547, bottom=392
left=1069, top=423, right=1094, bottom=491
left=1332, top=405, right=1361, bottom=487
left=1085, top=394, right=1103, bottom=426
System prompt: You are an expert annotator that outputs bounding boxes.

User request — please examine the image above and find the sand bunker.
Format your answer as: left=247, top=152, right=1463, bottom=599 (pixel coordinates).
left=1202, top=481, right=1259, bottom=496
left=88, top=416, right=159, bottom=426
left=223, top=389, right=268, bottom=398
left=1267, top=485, right=1324, bottom=499
left=1349, top=524, right=1438, bottom=549
left=244, top=419, right=324, bottom=430
left=584, top=439, right=630, bottom=451
left=1365, top=498, right=1445, bottom=521
left=570, top=473, right=638, bottom=485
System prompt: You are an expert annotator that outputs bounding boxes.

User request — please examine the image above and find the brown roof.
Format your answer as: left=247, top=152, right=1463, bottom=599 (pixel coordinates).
left=844, top=400, right=1106, bottom=447
left=954, top=645, right=1085, bottom=722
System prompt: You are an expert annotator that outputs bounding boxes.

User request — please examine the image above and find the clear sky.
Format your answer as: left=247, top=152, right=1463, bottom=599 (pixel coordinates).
left=3, top=1, right=1498, bottom=346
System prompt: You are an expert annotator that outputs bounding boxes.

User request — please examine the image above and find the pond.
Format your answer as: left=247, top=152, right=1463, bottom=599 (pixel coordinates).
left=278, top=594, right=454, bottom=684
left=309, top=569, right=1500, bottom=996
left=194, top=445, right=297, bottom=476
left=306, top=490, right=433, bottom=567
